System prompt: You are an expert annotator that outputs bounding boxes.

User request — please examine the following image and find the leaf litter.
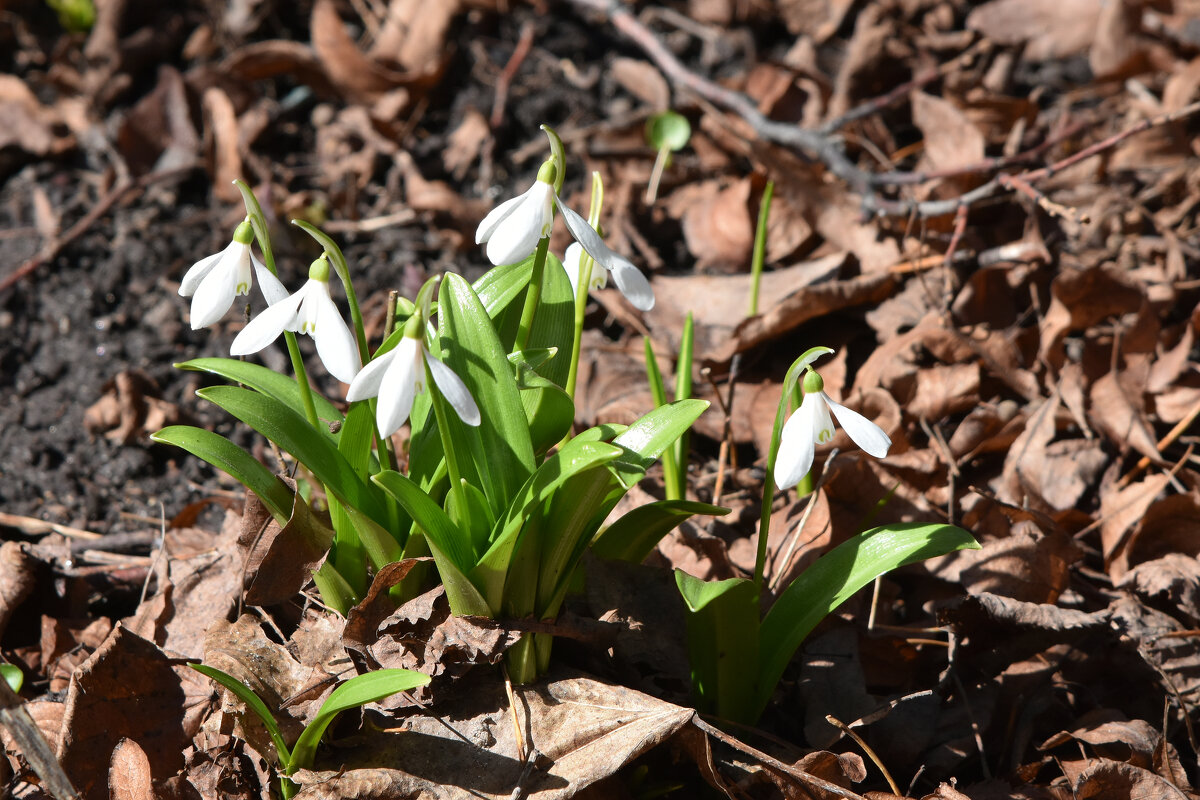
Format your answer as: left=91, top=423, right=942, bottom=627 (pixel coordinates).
left=2, top=0, right=1200, bottom=797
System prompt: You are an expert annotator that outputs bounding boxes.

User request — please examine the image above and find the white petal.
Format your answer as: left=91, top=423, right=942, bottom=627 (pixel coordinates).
left=475, top=192, right=527, bottom=244
left=188, top=253, right=242, bottom=329
left=252, top=255, right=290, bottom=305
left=426, top=350, right=481, bottom=426
left=561, top=243, right=583, bottom=295
left=556, top=199, right=654, bottom=310
left=775, top=394, right=822, bottom=490
left=824, top=392, right=892, bottom=458
left=346, top=349, right=395, bottom=402
left=230, top=290, right=302, bottom=355
left=607, top=257, right=655, bottom=311
left=178, top=247, right=226, bottom=297
left=311, top=289, right=360, bottom=384
left=377, top=337, right=422, bottom=436
left=485, top=183, right=553, bottom=266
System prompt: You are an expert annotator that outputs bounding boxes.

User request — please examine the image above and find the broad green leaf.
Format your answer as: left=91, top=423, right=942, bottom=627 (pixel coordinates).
left=474, top=258, right=534, bottom=320
left=0, top=664, right=23, bottom=693
left=190, top=663, right=291, bottom=763
left=513, top=360, right=575, bottom=455
left=591, top=501, right=729, bottom=564
left=151, top=426, right=292, bottom=523
left=608, top=399, right=709, bottom=489
left=341, top=504, right=404, bottom=572
left=438, top=273, right=535, bottom=515
left=446, top=479, right=494, bottom=560
left=472, top=439, right=622, bottom=610
left=675, top=571, right=759, bottom=720
left=287, top=669, right=430, bottom=773
left=755, top=522, right=979, bottom=717
left=197, top=386, right=388, bottom=525
left=175, top=358, right=343, bottom=436
left=372, top=470, right=473, bottom=574
left=329, top=400, right=381, bottom=595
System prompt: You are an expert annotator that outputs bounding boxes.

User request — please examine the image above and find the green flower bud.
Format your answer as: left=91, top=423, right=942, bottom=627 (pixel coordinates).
left=802, top=369, right=824, bottom=395
left=307, top=255, right=331, bottom=282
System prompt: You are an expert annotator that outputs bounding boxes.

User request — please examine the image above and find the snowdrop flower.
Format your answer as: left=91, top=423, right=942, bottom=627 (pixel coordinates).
left=561, top=242, right=607, bottom=296
left=346, top=313, right=480, bottom=436
left=775, top=368, right=892, bottom=490
left=230, top=256, right=359, bottom=384
left=475, top=161, right=655, bottom=311
left=178, top=220, right=288, bottom=329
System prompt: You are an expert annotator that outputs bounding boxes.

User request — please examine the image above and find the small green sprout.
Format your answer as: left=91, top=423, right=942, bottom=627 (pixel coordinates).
left=644, top=111, right=692, bottom=204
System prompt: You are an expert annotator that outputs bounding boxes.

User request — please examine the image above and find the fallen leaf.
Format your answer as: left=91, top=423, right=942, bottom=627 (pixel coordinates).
left=108, top=738, right=154, bottom=800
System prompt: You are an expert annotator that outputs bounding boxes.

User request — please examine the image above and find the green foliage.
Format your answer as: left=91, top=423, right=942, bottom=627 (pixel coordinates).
left=190, top=664, right=429, bottom=797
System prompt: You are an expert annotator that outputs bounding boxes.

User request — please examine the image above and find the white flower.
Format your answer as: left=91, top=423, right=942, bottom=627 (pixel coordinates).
left=475, top=179, right=555, bottom=267
left=229, top=257, right=359, bottom=384
left=346, top=317, right=480, bottom=436
left=178, top=220, right=288, bottom=329
left=774, top=370, right=891, bottom=490
left=556, top=202, right=654, bottom=311
left=475, top=162, right=655, bottom=311
left=561, top=242, right=607, bottom=296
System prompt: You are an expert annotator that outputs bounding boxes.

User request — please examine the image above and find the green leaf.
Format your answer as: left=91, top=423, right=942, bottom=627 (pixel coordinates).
left=287, top=669, right=430, bottom=773
left=755, top=522, right=979, bottom=717
left=174, top=358, right=344, bottom=436
left=372, top=470, right=473, bottom=575
left=512, top=356, right=575, bottom=455
left=645, top=111, right=691, bottom=152
left=609, top=399, right=709, bottom=489
left=0, top=664, right=23, bottom=693
left=472, top=439, right=623, bottom=611
left=437, top=273, right=536, bottom=515
left=675, top=571, right=759, bottom=719
left=197, top=386, right=388, bottom=525
left=591, top=501, right=729, bottom=564
left=151, top=426, right=293, bottom=523
left=190, top=663, right=290, bottom=763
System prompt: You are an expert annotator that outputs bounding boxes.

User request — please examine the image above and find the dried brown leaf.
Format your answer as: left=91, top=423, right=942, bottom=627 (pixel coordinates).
left=1067, top=757, right=1190, bottom=800
left=1089, top=369, right=1159, bottom=461
left=957, top=523, right=1080, bottom=603
left=911, top=92, right=986, bottom=178
left=1118, top=553, right=1200, bottom=623
left=443, top=109, right=490, bottom=180
left=58, top=626, right=195, bottom=800
left=966, top=0, right=1101, bottom=60
left=302, top=670, right=693, bottom=799
left=238, top=488, right=333, bottom=607
left=108, top=738, right=154, bottom=800
left=1110, top=491, right=1200, bottom=580
left=311, top=0, right=410, bottom=103
left=202, top=87, right=242, bottom=204
left=0, top=542, right=38, bottom=642
left=666, top=179, right=754, bottom=273
left=370, top=0, right=459, bottom=74
left=611, top=57, right=670, bottom=110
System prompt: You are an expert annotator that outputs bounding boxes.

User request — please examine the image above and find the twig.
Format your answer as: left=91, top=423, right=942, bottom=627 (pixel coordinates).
left=564, top=0, right=1200, bottom=218
left=768, top=449, right=839, bottom=593
left=692, top=715, right=870, bottom=800
left=0, top=512, right=102, bottom=540
left=825, top=714, right=901, bottom=796
left=998, top=173, right=1089, bottom=223
left=0, top=680, right=80, bottom=800
left=1116, top=395, right=1200, bottom=488
left=491, top=21, right=537, bottom=130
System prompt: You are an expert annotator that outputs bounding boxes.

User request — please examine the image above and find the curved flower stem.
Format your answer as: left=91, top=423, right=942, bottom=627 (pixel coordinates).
left=426, top=360, right=470, bottom=532
left=514, top=236, right=550, bottom=354
left=233, top=181, right=322, bottom=431
left=564, top=172, right=604, bottom=406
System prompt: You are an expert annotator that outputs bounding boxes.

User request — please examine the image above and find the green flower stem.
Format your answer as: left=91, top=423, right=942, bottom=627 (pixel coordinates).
left=514, top=236, right=550, bottom=354
left=426, top=360, right=470, bottom=532
left=565, top=172, right=604, bottom=406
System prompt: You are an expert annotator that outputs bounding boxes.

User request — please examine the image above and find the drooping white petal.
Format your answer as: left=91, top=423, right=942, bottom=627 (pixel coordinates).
left=178, top=247, right=227, bottom=297
left=252, top=255, right=290, bottom=305
left=376, top=337, right=423, bottom=436
left=824, top=392, right=891, bottom=458
left=607, top=257, right=655, bottom=311
left=291, top=280, right=323, bottom=334
left=556, top=199, right=654, bottom=310
left=426, top=349, right=481, bottom=426
left=475, top=192, right=527, bottom=244
left=230, top=290, right=303, bottom=355
left=775, top=392, right=823, bottom=490
left=346, top=348, right=395, bottom=402
left=189, top=257, right=241, bottom=329
left=311, top=288, right=360, bottom=383
left=484, top=182, right=554, bottom=266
